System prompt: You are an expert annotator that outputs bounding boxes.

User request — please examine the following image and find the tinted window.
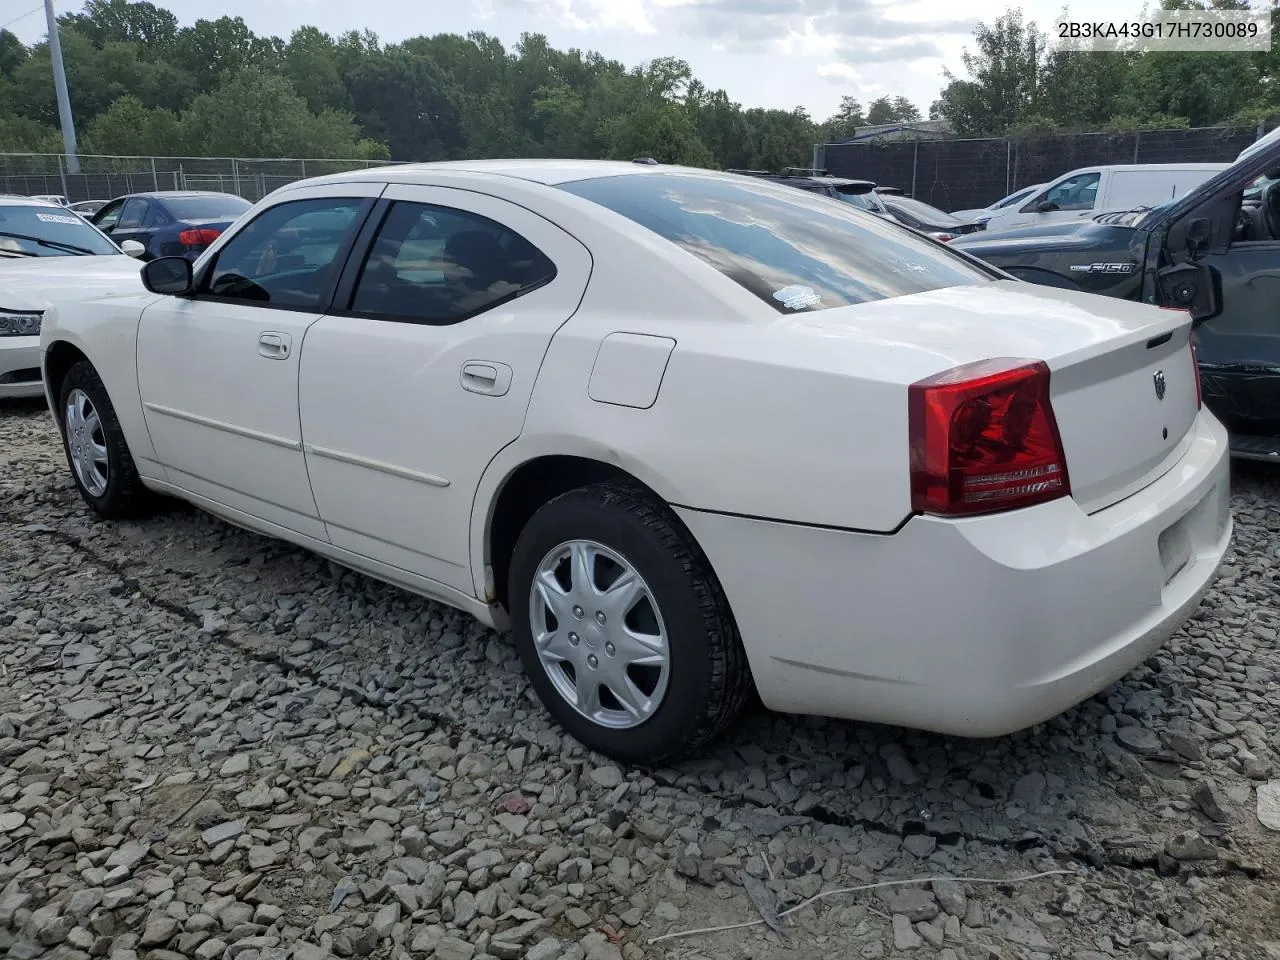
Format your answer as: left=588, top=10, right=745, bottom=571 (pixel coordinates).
left=93, top=201, right=124, bottom=232
left=118, top=198, right=150, bottom=230
left=166, top=195, right=252, bottom=221
left=347, top=201, right=556, bottom=324
left=834, top=186, right=887, bottom=213
left=1042, top=173, right=1100, bottom=211
left=886, top=196, right=960, bottom=226
left=562, top=174, right=991, bottom=313
left=202, top=198, right=364, bottom=309
left=0, top=204, right=120, bottom=257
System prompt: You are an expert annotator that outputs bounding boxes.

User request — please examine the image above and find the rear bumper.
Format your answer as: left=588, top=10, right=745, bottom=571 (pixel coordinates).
left=676, top=411, right=1232, bottom=736
left=0, top=337, right=43, bottom=399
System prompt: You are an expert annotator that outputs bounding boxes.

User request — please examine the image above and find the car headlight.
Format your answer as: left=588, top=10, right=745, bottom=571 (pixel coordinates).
left=0, top=310, right=42, bottom=337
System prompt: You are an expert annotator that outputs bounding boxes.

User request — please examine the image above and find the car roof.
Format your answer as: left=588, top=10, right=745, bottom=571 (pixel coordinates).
left=108, top=190, right=245, bottom=200
left=298, top=159, right=757, bottom=188
left=1051, top=163, right=1229, bottom=177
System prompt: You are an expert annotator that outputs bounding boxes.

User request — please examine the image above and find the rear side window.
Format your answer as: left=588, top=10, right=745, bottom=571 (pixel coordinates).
left=346, top=201, right=556, bottom=325
left=560, top=174, right=991, bottom=313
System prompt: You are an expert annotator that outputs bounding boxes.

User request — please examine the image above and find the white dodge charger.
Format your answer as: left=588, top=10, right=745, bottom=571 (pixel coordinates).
left=38, top=160, right=1233, bottom=763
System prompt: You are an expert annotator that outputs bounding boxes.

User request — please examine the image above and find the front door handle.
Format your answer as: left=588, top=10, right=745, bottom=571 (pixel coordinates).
left=258, top=332, right=291, bottom=360
left=460, top=360, right=512, bottom=397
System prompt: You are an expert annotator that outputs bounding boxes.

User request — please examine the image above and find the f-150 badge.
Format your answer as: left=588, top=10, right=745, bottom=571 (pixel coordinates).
left=1068, top=262, right=1137, bottom=274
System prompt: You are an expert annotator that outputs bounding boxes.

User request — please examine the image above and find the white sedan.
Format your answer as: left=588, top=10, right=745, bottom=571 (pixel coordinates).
left=1, top=196, right=145, bottom=399
left=39, top=160, right=1233, bottom=763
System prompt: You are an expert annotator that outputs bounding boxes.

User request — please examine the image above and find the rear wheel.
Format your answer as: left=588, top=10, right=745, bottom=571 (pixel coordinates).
left=508, top=482, right=751, bottom=764
left=59, top=361, right=154, bottom=519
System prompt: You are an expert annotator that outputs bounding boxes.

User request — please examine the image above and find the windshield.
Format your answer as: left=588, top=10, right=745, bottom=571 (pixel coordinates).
left=166, top=195, right=252, bottom=221
left=834, top=187, right=888, bottom=214
left=0, top=205, right=120, bottom=257
left=559, top=173, right=993, bottom=314
left=887, top=196, right=963, bottom=226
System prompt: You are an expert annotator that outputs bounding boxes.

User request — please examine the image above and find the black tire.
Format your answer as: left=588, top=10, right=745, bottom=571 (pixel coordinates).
left=58, top=360, right=154, bottom=519
left=508, top=481, right=752, bottom=765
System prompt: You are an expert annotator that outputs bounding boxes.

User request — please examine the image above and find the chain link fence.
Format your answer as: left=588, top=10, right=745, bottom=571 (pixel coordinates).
left=0, top=154, right=406, bottom=204
left=821, top=124, right=1273, bottom=213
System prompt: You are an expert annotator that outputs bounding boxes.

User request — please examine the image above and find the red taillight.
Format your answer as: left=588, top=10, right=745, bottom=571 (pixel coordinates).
left=178, top=228, right=222, bottom=246
left=929, top=232, right=955, bottom=242
left=908, top=358, right=1071, bottom=517
left=1190, top=340, right=1202, bottom=409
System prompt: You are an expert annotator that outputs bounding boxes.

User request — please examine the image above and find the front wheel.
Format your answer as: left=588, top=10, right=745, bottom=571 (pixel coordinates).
left=58, top=360, right=154, bottom=519
left=508, top=482, right=752, bottom=765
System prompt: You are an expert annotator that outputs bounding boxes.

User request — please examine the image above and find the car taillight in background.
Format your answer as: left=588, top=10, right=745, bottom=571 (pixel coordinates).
left=178, top=228, right=222, bottom=247
left=928, top=231, right=955, bottom=242
left=909, top=357, right=1070, bottom=517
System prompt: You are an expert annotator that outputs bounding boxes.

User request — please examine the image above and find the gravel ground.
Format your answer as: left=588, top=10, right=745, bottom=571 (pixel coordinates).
left=2, top=396, right=1280, bottom=960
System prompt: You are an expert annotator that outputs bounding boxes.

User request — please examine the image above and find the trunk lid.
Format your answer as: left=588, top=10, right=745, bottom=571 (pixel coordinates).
left=791, top=279, right=1199, bottom=514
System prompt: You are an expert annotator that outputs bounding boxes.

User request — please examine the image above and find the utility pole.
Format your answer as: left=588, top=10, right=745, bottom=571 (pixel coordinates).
left=44, top=0, right=79, bottom=174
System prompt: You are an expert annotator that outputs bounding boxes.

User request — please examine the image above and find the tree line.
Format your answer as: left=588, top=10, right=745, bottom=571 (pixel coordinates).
left=0, top=0, right=1275, bottom=169
left=0, top=0, right=922, bottom=167
left=933, top=0, right=1280, bottom=135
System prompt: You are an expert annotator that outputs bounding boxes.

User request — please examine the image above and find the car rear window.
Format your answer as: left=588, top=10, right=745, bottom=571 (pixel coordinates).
left=559, top=173, right=992, bottom=313
left=887, top=196, right=964, bottom=226
left=833, top=186, right=887, bottom=213
left=166, top=196, right=252, bottom=220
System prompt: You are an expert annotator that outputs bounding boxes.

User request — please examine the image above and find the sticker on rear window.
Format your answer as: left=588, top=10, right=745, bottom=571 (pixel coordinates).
left=36, top=213, right=80, bottom=225
left=773, top=284, right=822, bottom=310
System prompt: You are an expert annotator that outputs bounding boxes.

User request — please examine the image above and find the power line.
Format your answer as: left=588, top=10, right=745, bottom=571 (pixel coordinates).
left=1, top=4, right=44, bottom=29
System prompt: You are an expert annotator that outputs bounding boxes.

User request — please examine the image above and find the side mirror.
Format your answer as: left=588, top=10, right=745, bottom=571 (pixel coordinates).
left=1156, top=262, right=1220, bottom=326
left=142, top=256, right=194, bottom=296
left=120, top=239, right=145, bottom=259
left=1186, top=217, right=1211, bottom=258
left=1034, top=200, right=1059, bottom=213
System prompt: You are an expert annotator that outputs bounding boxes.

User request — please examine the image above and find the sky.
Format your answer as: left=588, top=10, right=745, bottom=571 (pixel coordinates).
left=6, top=0, right=1151, bottom=121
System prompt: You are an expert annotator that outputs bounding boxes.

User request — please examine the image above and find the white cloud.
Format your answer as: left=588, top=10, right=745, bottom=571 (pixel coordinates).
left=816, top=62, right=863, bottom=83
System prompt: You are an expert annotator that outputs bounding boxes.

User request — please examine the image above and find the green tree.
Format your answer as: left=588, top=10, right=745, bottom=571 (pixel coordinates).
left=344, top=50, right=463, bottom=159
left=283, top=27, right=349, bottom=114
left=63, top=0, right=178, bottom=52
left=0, top=28, right=27, bottom=77
left=935, top=9, right=1047, bottom=135
left=819, top=96, right=865, bottom=142
left=81, top=94, right=182, bottom=155
left=181, top=68, right=384, bottom=158
left=866, top=95, right=921, bottom=124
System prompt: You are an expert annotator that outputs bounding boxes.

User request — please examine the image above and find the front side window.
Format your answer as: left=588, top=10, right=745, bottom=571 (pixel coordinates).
left=201, top=198, right=366, bottom=309
left=1040, top=173, right=1101, bottom=212
left=93, top=201, right=124, bottom=232
left=0, top=204, right=121, bottom=258
left=560, top=173, right=992, bottom=314
left=347, top=201, right=556, bottom=324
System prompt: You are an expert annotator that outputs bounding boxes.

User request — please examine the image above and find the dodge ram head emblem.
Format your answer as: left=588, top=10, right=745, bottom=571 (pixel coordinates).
left=1153, top=370, right=1166, bottom=400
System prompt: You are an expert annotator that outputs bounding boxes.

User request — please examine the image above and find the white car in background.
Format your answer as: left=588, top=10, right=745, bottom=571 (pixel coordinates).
left=1, top=196, right=145, bottom=399
left=951, top=182, right=1045, bottom=224
left=39, top=160, right=1232, bottom=763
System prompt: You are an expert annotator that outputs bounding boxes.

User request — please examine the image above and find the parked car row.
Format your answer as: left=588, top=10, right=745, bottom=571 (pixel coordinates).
left=0, top=154, right=1234, bottom=766
left=954, top=124, right=1280, bottom=462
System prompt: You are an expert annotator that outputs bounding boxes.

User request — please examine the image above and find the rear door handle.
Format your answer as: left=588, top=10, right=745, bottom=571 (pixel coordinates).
left=460, top=360, right=512, bottom=396
left=258, top=332, right=291, bottom=360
